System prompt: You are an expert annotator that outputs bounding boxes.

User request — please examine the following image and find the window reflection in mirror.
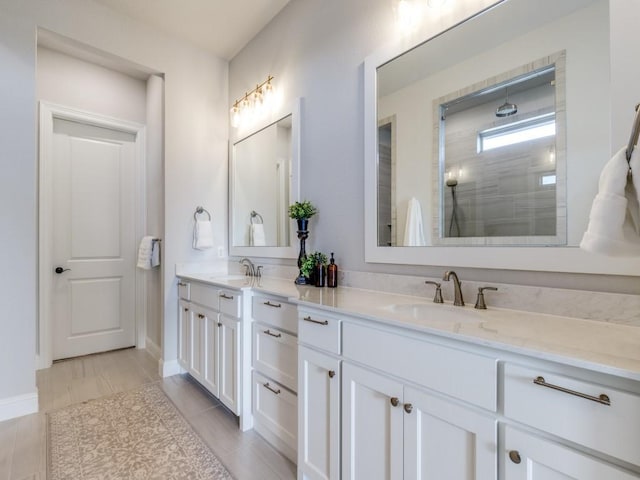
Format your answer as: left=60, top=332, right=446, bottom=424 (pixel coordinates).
left=437, top=59, right=564, bottom=243
left=231, top=115, right=292, bottom=248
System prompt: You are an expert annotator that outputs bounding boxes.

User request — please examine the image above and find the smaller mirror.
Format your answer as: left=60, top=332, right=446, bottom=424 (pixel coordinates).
left=229, top=102, right=300, bottom=259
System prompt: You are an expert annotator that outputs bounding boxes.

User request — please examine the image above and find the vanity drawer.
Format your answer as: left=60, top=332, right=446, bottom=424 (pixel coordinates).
left=177, top=280, right=190, bottom=300
left=504, top=363, right=640, bottom=465
left=252, top=295, right=297, bottom=334
left=253, top=322, right=298, bottom=392
left=343, top=322, right=497, bottom=411
left=253, top=371, right=297, bottom=457
left=218, top=289, right=241, bottom=318
left=298, top=310, right=341, bottom=355
left=189, top=282, right=217, bottom=309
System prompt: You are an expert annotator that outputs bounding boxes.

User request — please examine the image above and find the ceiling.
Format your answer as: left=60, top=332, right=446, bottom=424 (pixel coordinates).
left=92, top=0, right=291, bottom=60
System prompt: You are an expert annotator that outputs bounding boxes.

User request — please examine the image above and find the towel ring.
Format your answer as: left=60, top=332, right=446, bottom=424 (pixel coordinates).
left=194, top=206, right=211, bottom=221
left=625, top=103, right=640, bottom=164
left=250, top=211, right=264, bottom=224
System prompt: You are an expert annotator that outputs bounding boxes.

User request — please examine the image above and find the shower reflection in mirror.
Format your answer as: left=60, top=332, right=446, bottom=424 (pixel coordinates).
left=434, top=52, right=566, bottom=244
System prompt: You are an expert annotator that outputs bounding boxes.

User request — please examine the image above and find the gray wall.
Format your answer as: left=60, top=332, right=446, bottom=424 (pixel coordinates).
left=229, top=0, right=640, bottom=294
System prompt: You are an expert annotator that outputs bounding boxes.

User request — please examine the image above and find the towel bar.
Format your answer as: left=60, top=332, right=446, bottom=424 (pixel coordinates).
left=194, top=206, right=212, bottom=221
left=625, top=103, right=640, bottom=164
left=250, top=210, right=264, bottom=224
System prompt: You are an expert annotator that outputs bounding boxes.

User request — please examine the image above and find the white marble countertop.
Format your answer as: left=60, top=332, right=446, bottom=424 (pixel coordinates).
left=177, top=273, right=640, bottom=381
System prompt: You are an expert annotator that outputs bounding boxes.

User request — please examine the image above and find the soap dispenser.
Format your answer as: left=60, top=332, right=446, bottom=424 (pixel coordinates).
left=327, top=252, right=338, bottom=288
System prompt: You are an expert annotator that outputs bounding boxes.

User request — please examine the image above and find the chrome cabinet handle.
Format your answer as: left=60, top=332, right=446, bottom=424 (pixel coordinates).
left=404, top=403, right=413, bottom=414
left=219, top=293, right=234, bottom=300
left=390, top=397, right=400, bottom=407
left=509, top=450, right=522, bottom=464
left=263, top=329, right=282, bottom=338
left=328, top=370, right=336, bottom=378
left=264, top=301, right=282, bottom=308
left=303, top=316, right=328, bottom=326
left=533, top=376, right=610, bottom=406
left=263, top=382, right=281, bottom=395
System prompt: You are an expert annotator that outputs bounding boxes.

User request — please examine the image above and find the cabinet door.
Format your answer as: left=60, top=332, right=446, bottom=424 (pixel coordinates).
left=298, top=346, right=341, bottom=480
left=218, top=314, right=240, bottom=414
left=178, top=300, right=191, bottom=370
left=189, top=308, right=207, bottom=382
left=504, top=426, right=639, bottom=480
left=202, top=312, right=219, bottom=396
left=342, top=362, right=404, bottom=480
left=403, top=386, right=497, bottom=480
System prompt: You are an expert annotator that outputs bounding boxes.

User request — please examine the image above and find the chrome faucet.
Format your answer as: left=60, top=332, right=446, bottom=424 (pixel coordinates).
left=443, top=270, right=464, bottom=306
left=239, top=258, right=256, bottom=277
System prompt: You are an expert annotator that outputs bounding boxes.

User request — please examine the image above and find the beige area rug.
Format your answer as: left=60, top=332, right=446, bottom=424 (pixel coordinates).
left=48, top=382, right=233, bottom=480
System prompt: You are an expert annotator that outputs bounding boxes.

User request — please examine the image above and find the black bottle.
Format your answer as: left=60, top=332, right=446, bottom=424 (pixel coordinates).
left=327, top=252, right=338, bottom=288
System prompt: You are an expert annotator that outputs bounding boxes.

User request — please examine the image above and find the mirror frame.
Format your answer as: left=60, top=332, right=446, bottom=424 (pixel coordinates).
left=364, top=0, right=640, bottom=275
left=229, top=98, right=301, bottom=259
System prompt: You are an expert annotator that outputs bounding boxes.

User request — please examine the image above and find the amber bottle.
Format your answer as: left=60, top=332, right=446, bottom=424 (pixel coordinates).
left=327, top=252, right=338, bottom=288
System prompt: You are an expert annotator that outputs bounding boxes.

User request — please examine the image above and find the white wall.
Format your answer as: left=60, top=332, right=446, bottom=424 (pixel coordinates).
left=0, top=0, right=228, bottom=410
left=230, top=0, right=640, bottom=292
left=37, top=47, right=147, bottom=124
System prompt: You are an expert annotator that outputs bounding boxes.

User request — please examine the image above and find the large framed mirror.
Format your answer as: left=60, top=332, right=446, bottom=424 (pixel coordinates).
left=364, top=0, right=640, bottom=274
left=229, top=99, right=300, bottom=258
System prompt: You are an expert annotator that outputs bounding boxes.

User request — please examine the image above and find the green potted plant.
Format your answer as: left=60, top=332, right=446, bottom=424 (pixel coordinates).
left=289, top=200, right=318, bottom=284
left=301, top=251, right=328, bottom=286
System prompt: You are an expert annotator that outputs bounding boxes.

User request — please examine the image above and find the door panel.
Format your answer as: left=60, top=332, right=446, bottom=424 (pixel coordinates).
left=52, top=119, right=136, bottom=360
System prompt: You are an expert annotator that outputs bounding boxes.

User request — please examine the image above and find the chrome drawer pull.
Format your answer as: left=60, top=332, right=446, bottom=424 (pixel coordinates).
left=264, top=301, right=282, bottom=308
left=219, top=293, right=234, bottom=300
left=303, top=316, right=328, bottom=326
left=533, top=376, right=611, bottom=406
left=263, top=382, right=281, bottom=395
left=263, top=329, right=282, bottom=338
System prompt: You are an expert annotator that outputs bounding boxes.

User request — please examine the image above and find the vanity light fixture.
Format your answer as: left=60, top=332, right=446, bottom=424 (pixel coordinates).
left=230, top=75, right=275, bottom=129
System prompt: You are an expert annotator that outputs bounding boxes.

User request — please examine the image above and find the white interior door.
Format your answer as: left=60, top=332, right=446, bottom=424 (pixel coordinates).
left=51, top=118, right=137, bottom=360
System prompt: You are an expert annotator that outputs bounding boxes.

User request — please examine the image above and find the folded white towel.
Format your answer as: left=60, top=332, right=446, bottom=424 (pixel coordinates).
left=580, top=146, right=640, bottom=256
left=193, top=220, right=214, bottom=250
left=137, top=236, right=160, bottom=269
left=403, top=197, right=426, bottom=246
left=250, top=223, right=266, bottom=246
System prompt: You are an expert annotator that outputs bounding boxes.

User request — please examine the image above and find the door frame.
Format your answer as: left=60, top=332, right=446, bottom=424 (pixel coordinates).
left=38, top=102, right=147, bottom=369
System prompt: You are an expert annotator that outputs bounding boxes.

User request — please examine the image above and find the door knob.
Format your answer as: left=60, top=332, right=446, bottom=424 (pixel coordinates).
left=54, top=267, right=71, bottom=274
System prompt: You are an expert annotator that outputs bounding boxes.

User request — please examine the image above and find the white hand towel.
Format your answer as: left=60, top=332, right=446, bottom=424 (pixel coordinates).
left=403, top=197, right=427, bottom=246
left=151, top=239, right=161, bottom=267
left=137, top=236, right=155, bottom=269
left=250, top=223, right=266, bottom=246
left=580, top=146, right=640, bottom=256
left=193, top=220, right=214, bottom=250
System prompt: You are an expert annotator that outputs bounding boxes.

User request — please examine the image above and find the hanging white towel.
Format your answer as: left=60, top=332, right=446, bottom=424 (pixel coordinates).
left=137, top=236, right=160, bottom=269
left=193, top=220, right=214, bottom=250
left=403, top=197, right=427, bottom=246
left=250, top=223, right=266, bottom=246
left=580, top=146, right=640, bottom=256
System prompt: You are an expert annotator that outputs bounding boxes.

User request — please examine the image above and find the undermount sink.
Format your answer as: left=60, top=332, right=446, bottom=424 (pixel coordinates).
left=381, top=302, right=483, bottom=323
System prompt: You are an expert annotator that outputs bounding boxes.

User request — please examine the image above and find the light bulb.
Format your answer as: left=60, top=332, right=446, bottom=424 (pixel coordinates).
left=230, top=104, right=240, bottom=128
left=395, top=0, right=421, bottom=32
left=263, top=80, right=275, bottom=108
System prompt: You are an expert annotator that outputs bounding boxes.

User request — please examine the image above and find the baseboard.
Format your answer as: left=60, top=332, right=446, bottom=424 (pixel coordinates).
left=144, top=338, right=161, bottom=362
left=0, top=391, right=39, bottom=422
left=160, top=359, right=182, bottom=378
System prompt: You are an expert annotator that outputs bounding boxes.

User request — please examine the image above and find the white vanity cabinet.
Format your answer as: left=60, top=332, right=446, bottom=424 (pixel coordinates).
left=341, top=322, right=498, bottom=480
left=251, top=293, right=299, bottom=463
left=297, top=309, right=342, bottom=480
left=502, top=362, right=640, bottom=479
left=176, top=280, right=241, bottom=415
